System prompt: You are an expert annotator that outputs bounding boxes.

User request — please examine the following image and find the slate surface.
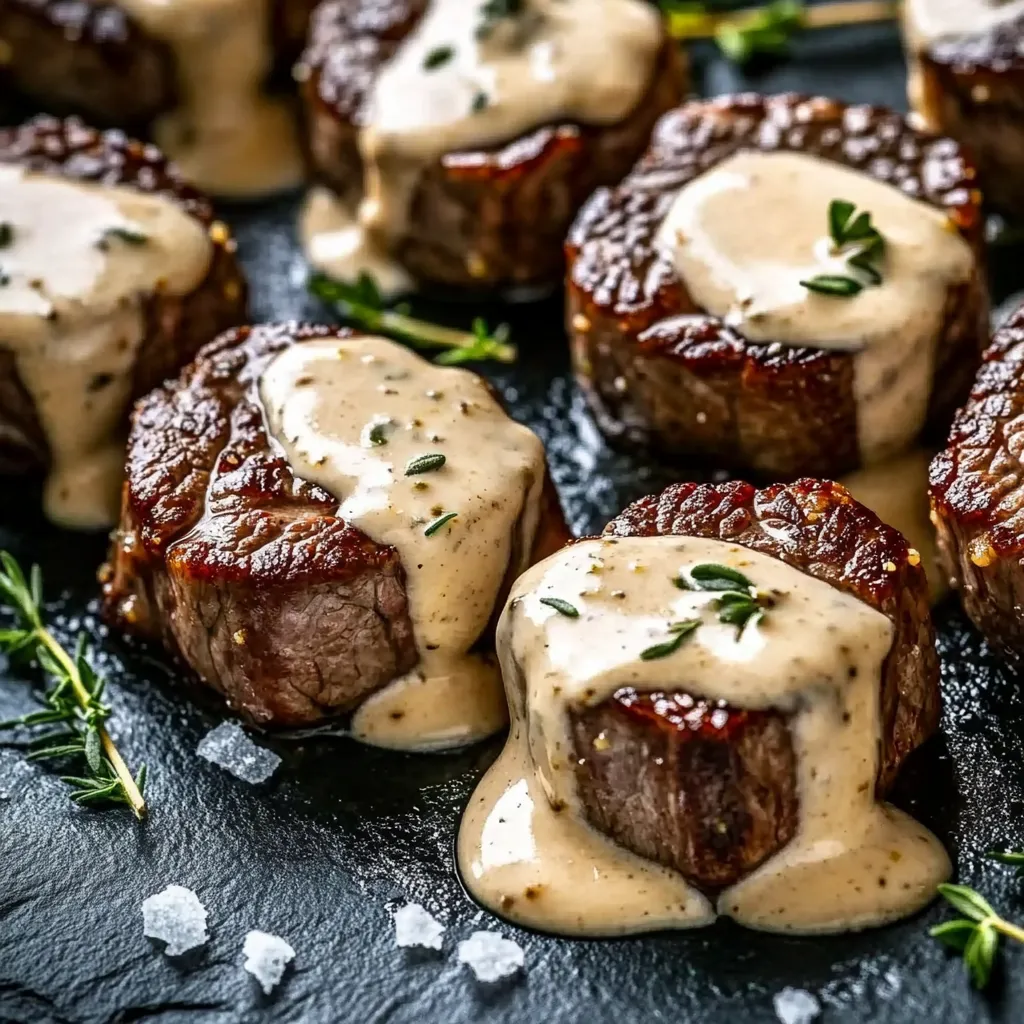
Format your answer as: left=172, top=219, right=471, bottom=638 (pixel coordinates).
left=4, top=18, right=1024, bottom=1024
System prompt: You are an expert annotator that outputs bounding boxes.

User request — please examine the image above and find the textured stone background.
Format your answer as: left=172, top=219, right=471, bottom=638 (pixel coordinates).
left=4, top=17, right=1024, bottom=1024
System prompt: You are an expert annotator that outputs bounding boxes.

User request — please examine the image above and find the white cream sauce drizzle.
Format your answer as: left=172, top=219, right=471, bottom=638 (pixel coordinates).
left=0, top=165, right=212, bottom=529
left=119, top=0, right=303, bottom=197
left=301, top=0, right=661, bottom=286
left=841, top=450, right=947, bottom=605
left=259, top=335, right=546, bottom=751
left=458, top=535, right=950, bottom=936
left=904, top=0, right=1024, bottom=50
left=656, top=150, right=974, bottom=465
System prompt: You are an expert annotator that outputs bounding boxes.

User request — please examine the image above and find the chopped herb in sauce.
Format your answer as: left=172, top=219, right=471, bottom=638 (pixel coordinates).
left=674, top=563, right=773, bottom=636
left=472, top=91, right=490, bottom=114
left=640, top=618, right=701, bottom=661
left=0, top=222, right=14, bottom=248
left=801, top=198, right=886, bottom=298
left=0, top=269, right=9, bottom=286
left=424, top=511, right=458, bottom=536
left=365, top=419, right=394, bottom=446
left=405, top=452, right=447, bottom=475
left=688, top=563, right=754, bottom=591
left=477, top=0, right=525, bottom=37
left=423, top=45, right=455, bottom=70
left=100, top=226, right=150, bottom=248
left=539, top=597, right=579, bottom=618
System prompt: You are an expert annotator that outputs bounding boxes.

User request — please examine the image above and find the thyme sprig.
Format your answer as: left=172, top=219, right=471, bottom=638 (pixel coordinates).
left=309, top=273, right=516, bottom=367
left=802, top=198, right=886, bottom=297
left=640, top=619, right=701, bottom=661
left=0, top=553, right=146, bottom=817
left=661, top=1, right=896, bottom=64
left=674, top=562, right=772, bottom=635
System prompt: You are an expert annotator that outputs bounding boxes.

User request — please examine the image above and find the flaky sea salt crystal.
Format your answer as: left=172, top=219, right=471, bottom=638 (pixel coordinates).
left=197, top=722, right=281, bottom=783
left=773, top=987, right=821, bottom=1024
left=393, top=903, right=445, bottom=950
left=243, top=930, right=295, bottom=994
left=142, top=885, right=209, bottom=956
left=456, top=930, right=525, bottom=983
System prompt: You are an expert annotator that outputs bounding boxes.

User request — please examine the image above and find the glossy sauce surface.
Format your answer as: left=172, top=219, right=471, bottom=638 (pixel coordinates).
left=656, top=150, right=974, bottom=464
left=259, top=335, right=546, bottom=750
left=904, top=0, right=1024, bottom=49
left=0, top=165, right=212, bottom=528
left=121, top=0, right=303, bottom=197
left=302, top=0, right=661, bottom=285
left=459, top=535, right=950, bottom=935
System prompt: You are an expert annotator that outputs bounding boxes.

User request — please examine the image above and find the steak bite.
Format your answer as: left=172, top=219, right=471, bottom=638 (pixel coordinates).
left=566, top=93, right=988, bottom=480
left=930, top=301, right=1024, bottom=662
left=295, top=0, right=686, bottom=292
left=103, top=323, right=567, bottom=744
left=0, top=0, right=307, bottom=197
left=0, top=115, right=247, bottom=528
left=460, top=479, right=947, bottom=936
left=903, top=0, right=1024, bottom=220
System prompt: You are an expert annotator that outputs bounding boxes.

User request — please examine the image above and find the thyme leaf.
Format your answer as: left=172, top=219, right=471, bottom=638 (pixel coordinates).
left=99, top=226, right=149, bottom=248
left=539, top=597, right=579, bottom=618
left=423, top=45, right=455, bottom=70
left=405, top=453, right=447, bottom=475
left=309, top=273, right=516, bottom=366
left=688, top=563, right=754, bottom=591
left=800, top=274, right=863, bottom=297
left=640, top=619, right=701, bottom=660
left=0, top=552, right=147, bottom=818
left=802, top=198, right=886, bottom=297
left=424, top=511, right=458, bottom=536
left=0, top=222, right=13, bottom=248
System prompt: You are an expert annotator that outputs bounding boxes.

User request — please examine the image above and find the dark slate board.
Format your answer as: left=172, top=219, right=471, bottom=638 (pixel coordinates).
left=4, top=19, right=1024, bottom=1024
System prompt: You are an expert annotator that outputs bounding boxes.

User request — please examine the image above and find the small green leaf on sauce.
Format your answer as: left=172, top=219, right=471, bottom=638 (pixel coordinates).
left=405, top=453, right=447, bottom=475
left=424, top=511, right=458, bottom=536
left=640, top=619, right=700, bottom=660
left=0, top=222, right=14, bottom=248
left=100, top=226, right=149, bottom=247
left=423, top=45, right=455, bottom=70
left=800, top=274, right=863, bottom=297
left=365, top=418, right=395, bottom=446
left=989, top=851, right=1024, bottom=870
left=471, top=91, right=489, bottom=113
left=0, top=269, right=9, bottom=287
left=689, top=563, right=754, bottom=591
left=539, top=597, right=579, bottom=618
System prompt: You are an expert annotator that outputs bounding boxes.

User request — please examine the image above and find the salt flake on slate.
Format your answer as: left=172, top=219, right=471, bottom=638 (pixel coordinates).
left=243, top=930, right=295, bottom=994
left=142, top=885, right=209, bottom=956
left=197, top=721, right=281, bottom=783
left=773, top=987, right=821, bottom=1024
left=456, top=930, right=524, bottom=983
left=393, top=902, right=445, bottom=950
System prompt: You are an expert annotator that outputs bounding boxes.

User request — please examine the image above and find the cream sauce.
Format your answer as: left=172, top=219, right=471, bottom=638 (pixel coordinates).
left=459, top=535, right=950, bottom=936
left=301, top=0, right=661, bottom=285
left=656, top=150, right=974, bottom=465
left=0, top=165, right=212, bottom=529
left=259, top=335, right=546, bottom=751
left=120, top=0, right=303, bottom=197
left=904, top=0, right=1024, bottom=51
left=841, top=450, right=947, bottom=605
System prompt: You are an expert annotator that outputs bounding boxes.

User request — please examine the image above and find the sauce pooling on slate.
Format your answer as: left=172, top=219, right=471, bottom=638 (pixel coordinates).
left=0, top=165, right=212, bottom=529
left=655, top=150, right=974, bottom=465
left=458, top=535, right=950, bottom=936
left=301, top=0, right=662, bottom=290
left=119, top=0, right=303, bottom=197
left=259, top=335, right=546, bottom=750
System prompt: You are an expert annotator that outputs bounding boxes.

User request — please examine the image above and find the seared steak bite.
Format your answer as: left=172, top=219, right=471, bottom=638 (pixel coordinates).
left=296, top=0, right=686, bottom=291
left=566, top=93, right=988, bottom=480
left=0, top=115, right=247, bottom=526
left=570, top=478, right=939, bottom=891
left=904, top=0, right=1024, bottom=220
left=103, top=323, right=568, bottom=737
left=930, top=302, right=1024, bottom=663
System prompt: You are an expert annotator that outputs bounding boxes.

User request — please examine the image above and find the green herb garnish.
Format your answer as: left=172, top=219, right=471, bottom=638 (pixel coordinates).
left=800, top=274, right=864, bottom=297
left=405, top=453, right=447, bottom=475
left=801, top=198, right=886, bottom=297
left=477, top=0, right=525, bottom=38
left=424, top=511, right=458, bottom=536
left=675, top=563, right=772, bottom=636
left=310, top=273, right=515, bottom=367
left=539, top=597, right=579, bottom=618
left=99, top=226, right=149, bottom=248
left=472, top=91, right=490, bottom=113
left=640, top=619, right=702, bottom=661
left=0, top=552, right=147, bottom=818
left=0, top=222, right=14, bottom=248
left=423, top=45, right=455, bottom=70
left=365, top=419, right=393, bottom=446
left=931, top=877, right=1024, bottom=989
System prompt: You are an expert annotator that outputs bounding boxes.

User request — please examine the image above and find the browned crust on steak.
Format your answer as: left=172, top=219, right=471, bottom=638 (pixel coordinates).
left=566, top=93, right=988, bottom=479
left=296, top=0, right=687, bottom=290
left=0, top=115, right=248, bottom=476
left=102, top=322, right=568, bottom=727
left=566, top=478, right=939, bottom=890
left=930, top=302, right=1024, bottom=662
left=0, top=0, right=312, bottom=127
left=912, top=15, right=1024, bottom=220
